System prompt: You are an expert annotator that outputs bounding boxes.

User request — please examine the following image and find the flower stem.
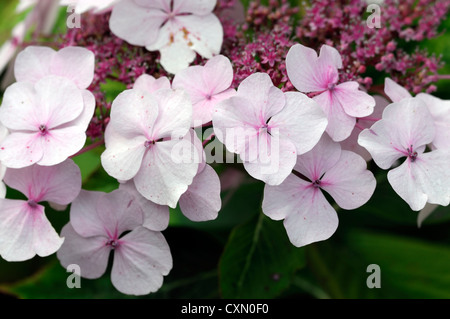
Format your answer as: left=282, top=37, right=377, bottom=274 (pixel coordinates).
left=437, top=74, right=450, bottom=80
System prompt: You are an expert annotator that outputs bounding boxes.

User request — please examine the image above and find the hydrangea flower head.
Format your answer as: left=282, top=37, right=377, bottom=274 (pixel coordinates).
left=213, top=72, right=328, bottom=185
left=263, top=134, right=376, bottom=247
left=173, top=54, right=236, bottom=127
left=0, top=159, right=81, bottom=261
left=57, top=189, right=172, bottom=295
left=358, top=97, right=450, bottom=211
left=101, top=87, right=199, bottom=208
left=110, top=0, right=223, bottom=74
left=286, top=44, right=376, bottom=142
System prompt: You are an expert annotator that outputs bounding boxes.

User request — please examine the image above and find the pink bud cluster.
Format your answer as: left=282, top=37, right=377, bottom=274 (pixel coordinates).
left=296, top=0, right=449, bottom=94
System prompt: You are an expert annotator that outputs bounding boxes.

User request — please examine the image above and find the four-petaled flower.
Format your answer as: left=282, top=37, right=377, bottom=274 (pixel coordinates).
left=286, top=44, right=376, bottom=142
left=57, top=189, right=172, bottom=295
left=0, top=159, right=81, bottom=261
left=101, top=86, right=199, bottom=208
left=358, top=97, right=450, bottom=211
left=173, top=55, right=236, bottom=127
left=0, top=76, right=93, bottom=167
left=263, top=135, right=376, bottom=247
left=213, top=72, right=328, bottom=185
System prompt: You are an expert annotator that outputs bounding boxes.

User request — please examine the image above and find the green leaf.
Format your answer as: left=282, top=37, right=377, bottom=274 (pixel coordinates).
left=1, top=258, right=131, bottom=299
left=307, top=230, right=450, bottom=298
left=71, top=148, right=102, bottom=183
left=100, top=79, right=127, bottom=103
left=347, top=230, right=450, bottom=298
left=219, top=213, right=306, bottom=298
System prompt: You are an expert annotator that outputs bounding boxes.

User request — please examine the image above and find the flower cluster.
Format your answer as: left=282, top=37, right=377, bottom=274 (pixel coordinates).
left=296, top=0, right=449, bottom=93
left=0, top=0, right=448, bottom=297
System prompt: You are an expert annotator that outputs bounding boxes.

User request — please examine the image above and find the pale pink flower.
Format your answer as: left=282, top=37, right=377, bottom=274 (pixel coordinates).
left=60, top=0, right=119, bottom=14
left=172, top=55, right=236, bottom=127
left=213, top=72, right=328, bottom=185
left=286, top=44, right=376, bottom=142
left=0, top=159, right=81, bottom=261
left=263, top=134, right=376, bottom=247
left=101, top=87, right=199, bottom=208
left=385, top=78, right=450, bottom=151
left=0, top=75, right=93, bottom=168
left=57, top=189, right=172, bottom=296
left=109, top=0, right=223, bottom=74
left=358, top=97, right=450, bottom=211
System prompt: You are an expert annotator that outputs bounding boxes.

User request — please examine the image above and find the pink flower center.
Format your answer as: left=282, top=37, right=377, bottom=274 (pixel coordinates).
left=407, top=145, right=418, bottom=162
left=39, top=124, right=48, bottom=136
left=144, top=140, right=156, bottom=148
left=106, top=239, right=119, bottom=249
left=312, top=179, right=321, bottom=188
left=27, top=199, right=38, bottom=208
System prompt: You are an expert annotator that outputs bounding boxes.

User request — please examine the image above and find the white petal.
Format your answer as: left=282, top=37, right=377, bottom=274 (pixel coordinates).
left=111, top=227, right=172, bottom=295
left=14, top=46, right=55, bottom=83
left=417, top=93, right=450, bottom=150
left=57, top=223, right=111, bottom=279
left=119, top=181, right=170, bottom=231
left=179, top=164, right=221, bottom=221
left=0, top=200, right=63, bottom=261
left=243, top=132, right=297, bottom=185
left=313, top=91, right=356, bottom=142
left=384, top=78, right=411, bottom=102
left=270, top=91, right=327, bottom=154
left=4, top=158, right=81, bottom=204
left=109, top=0, right=167, bottom=47
left=294, top=133, right=341, bottom=181
left=263, top=174, right=339, bottom=247
left=321, top=151, right=376, bottom=209
left=134, top=139, right=199, bottom=208
left=50, top=46, right=95, bottom=89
